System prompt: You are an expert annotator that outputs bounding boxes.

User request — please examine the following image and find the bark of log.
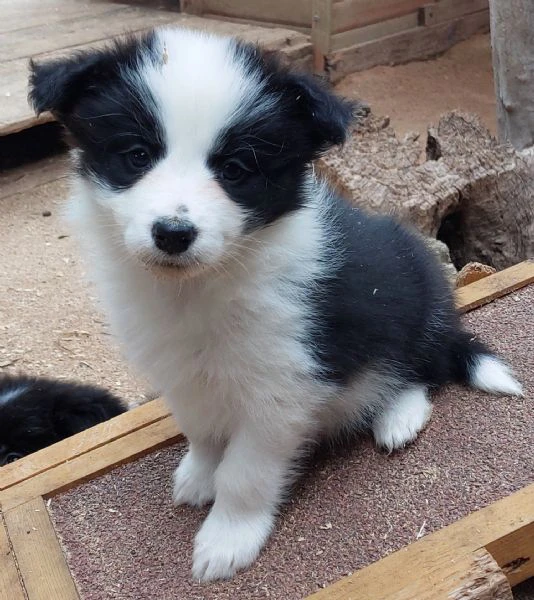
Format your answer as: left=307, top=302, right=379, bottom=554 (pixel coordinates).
left=489, top=0, right=534, bottom=150
left=317, top=112, right=534, bottom=270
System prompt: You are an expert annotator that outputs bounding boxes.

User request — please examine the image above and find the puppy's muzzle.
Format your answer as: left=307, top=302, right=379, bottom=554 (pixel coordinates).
left=152, top=218, right=198, bottom=255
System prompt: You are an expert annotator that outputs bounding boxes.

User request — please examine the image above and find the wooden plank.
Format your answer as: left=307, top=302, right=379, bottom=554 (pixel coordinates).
left=0, top=515, right=26, bottom=600
left=3, top=497, right=79, bottom=600
left=332, top=0, right=430, bottom=33
left=195, top=0, right=313, bottom=28
left=306, top=481, right=534, bottom=599
left=328, top=9, right=489, bottom=82
left=455, top=259, right=534, bottom=312
left=486, top=521, right=534, bottom=587
left=420, top=0, right=488, bottom=26
left=0, top=398, right=170, bottom=492
left=0, top=5, right=181, bottom=62
left=312, top=0, right=333, bottom=72
left=330, top=11, right=419, bottom=51
left=0, top=416, right=181, bottom=512
left=0, top=13, right=311, bottom=136
left=0, top=0, right=130, bottom=35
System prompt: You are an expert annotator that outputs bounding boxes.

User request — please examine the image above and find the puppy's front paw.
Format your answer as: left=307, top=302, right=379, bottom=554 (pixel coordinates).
left=172, top=452, right=215, bottom=507
left=192, top=510, right=273, bottom=582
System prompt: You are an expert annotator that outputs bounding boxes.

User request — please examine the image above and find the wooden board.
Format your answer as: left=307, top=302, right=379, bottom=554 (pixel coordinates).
left=0, top=416, right=181, bottom=512
left=455, top=259, right=534, bottom=312
left=0, top=515, right=26, bottom=600
left=331, top=0, right=429, bottom=33
left=0, top=397, right=170, bottom=492
left=306, top=482, right=534, bottom=598
left=328, top=9, right=489, bottom=82
left=330, top=11, right=419, bottom=51
left=420, top=0, right=489, bottom=26
left=3, top=497, right=79, bottom=600
left=0, top=3, right=311, bottom=136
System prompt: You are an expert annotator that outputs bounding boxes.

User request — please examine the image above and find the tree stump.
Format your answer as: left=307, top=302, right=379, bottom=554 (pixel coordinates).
left=318, top=111, right=534, bottom=270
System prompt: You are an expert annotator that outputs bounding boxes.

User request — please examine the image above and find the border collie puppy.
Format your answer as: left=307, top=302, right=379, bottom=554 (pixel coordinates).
left=0, top=375, right=126, bottom=465
left=29, top=28, right=522, bottom=581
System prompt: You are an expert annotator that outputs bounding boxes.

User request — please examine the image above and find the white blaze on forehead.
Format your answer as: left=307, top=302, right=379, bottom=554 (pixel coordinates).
left=143, top=28, right=263, bottom=161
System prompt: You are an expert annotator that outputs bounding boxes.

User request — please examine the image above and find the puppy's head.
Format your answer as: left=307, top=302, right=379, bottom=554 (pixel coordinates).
left=29, top=28, right=356, bottom=277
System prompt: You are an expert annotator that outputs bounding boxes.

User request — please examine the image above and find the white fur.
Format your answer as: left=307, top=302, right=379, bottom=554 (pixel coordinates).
left=64, top=28, right=435, bottom=581
left=470, top=355, right=523, bottom=396
left=372, top=386, right=433, bottom=452
left=70, top=171, right=340, bottom=579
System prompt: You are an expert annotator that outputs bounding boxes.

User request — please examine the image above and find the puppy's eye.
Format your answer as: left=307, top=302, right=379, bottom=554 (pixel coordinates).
left=126, top=148, right=152, bottom=170
left=221, top=160, right=248, bottom=182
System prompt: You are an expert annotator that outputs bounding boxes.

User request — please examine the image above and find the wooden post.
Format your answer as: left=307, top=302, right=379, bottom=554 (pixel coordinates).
left=489, top=0, right=534, bottom=150
left=311, top=0, right=332, bottom=75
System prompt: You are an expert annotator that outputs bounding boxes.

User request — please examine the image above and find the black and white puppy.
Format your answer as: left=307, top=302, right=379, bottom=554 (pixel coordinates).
left=0, top=375, right=126, bottom=465
left=29, top=28, right=522, bottom=581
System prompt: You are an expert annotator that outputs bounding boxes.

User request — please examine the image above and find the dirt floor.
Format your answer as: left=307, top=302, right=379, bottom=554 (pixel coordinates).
left=336, top=33, right=496, bottom=138
left=0, top=33, right=498, bottom=408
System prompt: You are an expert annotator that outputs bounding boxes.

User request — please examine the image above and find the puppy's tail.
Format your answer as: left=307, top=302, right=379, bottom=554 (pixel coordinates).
left=450, top=331, right=523, bottom=396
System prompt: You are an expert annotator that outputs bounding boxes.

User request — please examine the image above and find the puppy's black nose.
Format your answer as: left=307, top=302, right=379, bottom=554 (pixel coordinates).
left=152, top=219, right=197, bottom=255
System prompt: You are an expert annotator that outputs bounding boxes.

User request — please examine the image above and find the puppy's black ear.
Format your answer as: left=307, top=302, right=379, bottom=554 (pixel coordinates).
left=285, top=72, right=364, bottom=151
left=28, top=51, right=102, bottom=116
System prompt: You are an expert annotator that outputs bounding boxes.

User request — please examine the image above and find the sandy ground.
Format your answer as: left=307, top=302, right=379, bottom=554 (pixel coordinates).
left=0, top=34, right=496, bottom=407
left=336, top=34, right=496, bottom=138
left=0, top=160, right=150, bottom=406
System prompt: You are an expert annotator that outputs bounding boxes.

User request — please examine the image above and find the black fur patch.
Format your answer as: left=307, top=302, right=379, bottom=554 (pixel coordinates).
left=29, top=32, right=165, bottom=190
left=0, top=376, right=127, bottom=465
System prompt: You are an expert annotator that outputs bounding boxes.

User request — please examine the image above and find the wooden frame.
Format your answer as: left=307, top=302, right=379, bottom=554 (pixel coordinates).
left=1, top=260, right=533, bottom=599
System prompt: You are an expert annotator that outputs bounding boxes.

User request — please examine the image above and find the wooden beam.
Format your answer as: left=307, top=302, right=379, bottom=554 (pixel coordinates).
left=306, top=481, right=534, bottom=599
left=331, top=0, right=429, bottom=33
left=455, top=259, right=534, bottom=312
left=0, top=515, right=26, bottom=600
left=330, top=12, right=418, bottom=51
left=3, top=497, right=79, bottom=600
left=312, top=0, right=333, bottom=73
left=328, top=9, right=489, bottom=82
left=489, top=0, right=534, bottom=150
left=0, top=416, right=181, bottom=512
left=419, top=0, right=488, bottom=26
left=0, top=397, right=171, bottom=493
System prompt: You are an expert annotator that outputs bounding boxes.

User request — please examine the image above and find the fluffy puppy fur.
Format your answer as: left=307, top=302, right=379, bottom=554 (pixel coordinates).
left=29, top=28, right=522, bottom=581
left=0, top=375, right=126, bottom=465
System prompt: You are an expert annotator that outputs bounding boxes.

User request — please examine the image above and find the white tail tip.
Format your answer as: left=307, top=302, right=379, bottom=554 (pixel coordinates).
left=470, top=355, right=523, bottom=396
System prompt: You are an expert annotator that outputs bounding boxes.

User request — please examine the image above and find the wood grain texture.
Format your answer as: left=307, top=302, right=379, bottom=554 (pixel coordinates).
left=0, top=398, right=170, bottom=492
left=0, top=417, right=181, bottom=512
left=455, top=260, right=534, bottom=312
left=330, top=11, right=419, bottom=51
left=332, top=0, right=429, bottom=33
left=193, top=0, right=312, bottom=27
left=486, top=521, right=534, bottom=587
left=0, top=515, right=26, bottom=600
left=4, top=497, right=79, bottom=600
left=489, top=0, right=534, bottom=150
left=312, top=0, right=333, bottom=71
left=306, top=482, right=534, bottom=599
left=328, top=9, right=489, bottom=82
left=0, top=8, right=311, bottom=136
left=420, top=0, right=488, bottom=26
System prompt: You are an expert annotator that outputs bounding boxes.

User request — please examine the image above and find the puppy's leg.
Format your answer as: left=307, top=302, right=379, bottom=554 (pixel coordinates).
left=372, top=385, right=432, bottom=452
left=173, top=440, right=223, bottom=507
left=192, top=423, right=302, bottom=581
